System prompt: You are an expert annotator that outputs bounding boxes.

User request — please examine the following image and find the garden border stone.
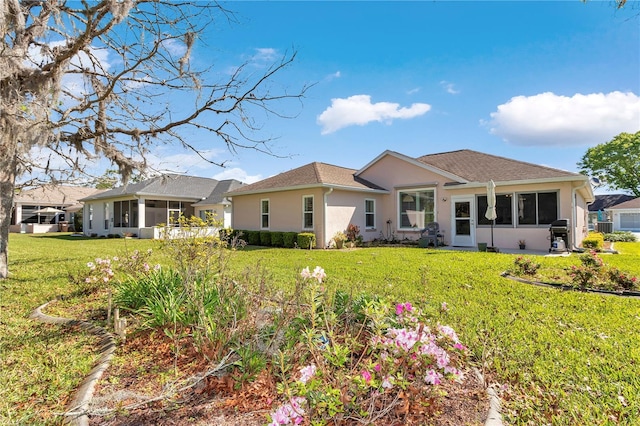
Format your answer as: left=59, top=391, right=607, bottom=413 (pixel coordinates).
left=30, top=300, right=116, bottom=426
left=501, top=272, right=640, bottom=298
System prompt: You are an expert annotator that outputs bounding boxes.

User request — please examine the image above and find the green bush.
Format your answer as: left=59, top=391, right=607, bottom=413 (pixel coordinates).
left=604, top=231, right=638, bottom=242
left=260, top=231, right=272, bottom=246
left=297, top=232, right=316, bottom=249
left=582, top=232, right=604, bottom=250
left=270, top=231, right=284, bottom=247
left=283, top=232, right=298, bottom=248
left=246, top=230, right=261, bottom=245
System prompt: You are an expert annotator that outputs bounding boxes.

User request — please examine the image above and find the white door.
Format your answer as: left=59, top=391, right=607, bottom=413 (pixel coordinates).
left=451, top=196, right=475, bottom=247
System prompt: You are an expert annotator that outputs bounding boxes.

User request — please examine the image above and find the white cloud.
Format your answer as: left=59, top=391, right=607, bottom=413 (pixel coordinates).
left=144, top=149, right=225, bottom=174
left=252, top=47, right=278, bottom=63
left=317, top=95, right=431, bottom=134
left=485, top=91, right=640, bottom=146
left=324, top=71, right=341, bottom=81
left=161, top=38, right=188, bottom=57
left=407, top=87, right=421, bottom=95
left=440, top=81, right=460, bottom=95
left=212, top=167, right=262, bottom=184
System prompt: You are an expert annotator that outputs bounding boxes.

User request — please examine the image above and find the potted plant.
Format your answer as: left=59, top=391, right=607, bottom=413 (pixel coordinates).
left=518, top=239, right=526, bottom=250
left=332, top=231, right=347, bottom=249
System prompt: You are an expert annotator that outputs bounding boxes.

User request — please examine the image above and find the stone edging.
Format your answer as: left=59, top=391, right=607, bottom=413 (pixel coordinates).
left=30, top=300, right=116, bottom=426
left=501, top=272, right=640, bottom=298
left=473, top=368, right=503, bottom=426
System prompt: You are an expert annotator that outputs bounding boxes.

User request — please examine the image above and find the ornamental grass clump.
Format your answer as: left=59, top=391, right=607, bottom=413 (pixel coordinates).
left=268, top=266, right=468, bottom=425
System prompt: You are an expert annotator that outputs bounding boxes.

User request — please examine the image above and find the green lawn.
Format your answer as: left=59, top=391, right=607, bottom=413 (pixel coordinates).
left=2, top=234, right=639, bottom=424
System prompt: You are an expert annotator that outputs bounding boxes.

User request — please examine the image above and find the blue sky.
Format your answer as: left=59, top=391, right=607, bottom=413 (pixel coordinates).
left=135, top=1, right=640, bottom=192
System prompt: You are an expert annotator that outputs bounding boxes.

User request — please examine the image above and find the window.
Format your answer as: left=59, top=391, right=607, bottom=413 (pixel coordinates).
left=477, top=194, right=513, bottom=225
left=104, top=203, right=109, bottom=230
left=199, top=209, right=215, bottom=221
left=398, top=189, right=434, bottom=229
left=303, top=195, right=314, bottom=229
left=365, top=199, right=375, bottom=229
left=517, top=192, right=558, bottom=225
left=88, top=205, right=93, bottom=229
left=261, top=199, right=270, bottom=229
left=113, top=200, right=139, bottom=227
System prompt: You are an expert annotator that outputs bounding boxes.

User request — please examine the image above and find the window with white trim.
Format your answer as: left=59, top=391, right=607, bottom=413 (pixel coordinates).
left=303, top=195, right=314, bottom=229
left=398, top=189, right=435, bottom=229
left=365, top=199, right=375, bottom=229
left=261, top=199, right=270, bottom=229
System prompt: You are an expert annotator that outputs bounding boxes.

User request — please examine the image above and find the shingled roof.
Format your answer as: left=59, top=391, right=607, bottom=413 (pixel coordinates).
left=193, top=179, right=244, bottom=205
left=80, top=174, right=229, bottom=201
left=589, top=194, right=636, bottom=211
left=416, top=149, right=581, bottom=183
left=227, top=162, right=386, bottom=195
left=607, top=197, right=640, bottom=210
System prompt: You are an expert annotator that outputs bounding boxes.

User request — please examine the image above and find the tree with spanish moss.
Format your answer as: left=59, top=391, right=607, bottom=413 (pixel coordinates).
left=0, top=1, right=308, bottom=278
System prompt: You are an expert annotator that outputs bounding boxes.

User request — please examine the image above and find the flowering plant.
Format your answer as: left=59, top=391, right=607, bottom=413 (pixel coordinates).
left=268, top=266, right=468, bottom=425
left=513, top=256, right=540, bottom=276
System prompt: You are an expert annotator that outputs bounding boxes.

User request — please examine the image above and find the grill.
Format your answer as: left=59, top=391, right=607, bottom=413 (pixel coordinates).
left=549, top=219, right=570, bottom=252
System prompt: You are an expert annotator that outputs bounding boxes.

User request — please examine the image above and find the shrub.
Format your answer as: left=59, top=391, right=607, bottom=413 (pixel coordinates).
left=604, top=231, right=638, bottom=242
left=267, top=267, right=468, bottom=425
left=270, top=231, right=284, bottom=247
left=260, top=231, right=272, bottom=246
left=607, top=267, right=638, bottom=290
left=346, top=223, right=360, bottom=242
left=283, top=232, right=298, bottom=248
left=513, top=256, right=540, bottom=276
left=297, top=232, right=316, bottom=249
left=246, top=230, right=261, bottom=245
left=582, top=232, right=604, bottom=250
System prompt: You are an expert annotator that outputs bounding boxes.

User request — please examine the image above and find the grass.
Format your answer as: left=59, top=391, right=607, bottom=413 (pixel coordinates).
left=2, top=234, right=640, bottom=424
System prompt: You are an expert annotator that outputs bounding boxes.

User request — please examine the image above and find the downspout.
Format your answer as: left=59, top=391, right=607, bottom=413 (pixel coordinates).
left=324, top=187, right=334, bottom=248
left=572, top=180, right=588, bottom=251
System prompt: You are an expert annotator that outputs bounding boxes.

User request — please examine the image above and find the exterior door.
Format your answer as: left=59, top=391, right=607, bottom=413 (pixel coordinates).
left=451, top=196, right=475, bottom=247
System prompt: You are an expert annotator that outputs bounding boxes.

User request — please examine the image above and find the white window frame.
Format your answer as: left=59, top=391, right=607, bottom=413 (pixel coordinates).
left=397, top=188, right=435, bottom=230
left=302, top=195, right=314, bottom=230
left=260, top=199, right=270, bottom=229
left=365, top=199, right=376, bottom=229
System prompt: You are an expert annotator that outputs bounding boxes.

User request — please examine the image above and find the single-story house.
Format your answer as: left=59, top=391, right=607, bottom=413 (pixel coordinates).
left=226, top=149, right=595, bottom=252
left=587, top=194, right=636, bottom=232
left=79, top=174, right=244, bottom=238
left=605, top=197, right=640, bottom=232
left=10, top=185, right=105, bottom=233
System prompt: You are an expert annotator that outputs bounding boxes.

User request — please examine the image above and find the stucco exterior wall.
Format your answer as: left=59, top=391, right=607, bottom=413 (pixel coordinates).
left=231, top=188, right=327, bottom=245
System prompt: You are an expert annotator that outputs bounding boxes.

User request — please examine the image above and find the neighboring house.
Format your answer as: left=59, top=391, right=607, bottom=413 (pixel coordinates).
left=79, top=175, right=244, bottom=238
left=587, top=194, right=636, bottom=231
left=10, top=185, right=104, bottom=233
left=226, top=149, right=595, bottom=252
left=605, top=197, right=640, bottom=232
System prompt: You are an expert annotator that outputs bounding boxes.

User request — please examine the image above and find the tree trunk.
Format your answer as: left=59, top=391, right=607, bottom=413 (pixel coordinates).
left=0, top=126, right=18, bottom=279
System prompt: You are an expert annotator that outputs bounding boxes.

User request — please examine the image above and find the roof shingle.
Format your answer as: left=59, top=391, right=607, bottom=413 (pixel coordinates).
left=416, top=149, right=580, bottom=182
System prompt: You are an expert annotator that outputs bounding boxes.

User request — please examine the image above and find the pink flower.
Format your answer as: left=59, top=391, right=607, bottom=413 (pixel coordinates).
left=382, top=376, right=394, bottom=389
left=374, top=363, right=381, bottom=372
left=441, top=302, right=448, bottom=312
left=424, top=369, right=442, bottom=385
left=300, top=267, right=311, bottom=279
left=298, top=364, right=316, bottom=384
left=361, top=370, right=372, bottom=383
left=312, top=266, right=326, bottom=283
